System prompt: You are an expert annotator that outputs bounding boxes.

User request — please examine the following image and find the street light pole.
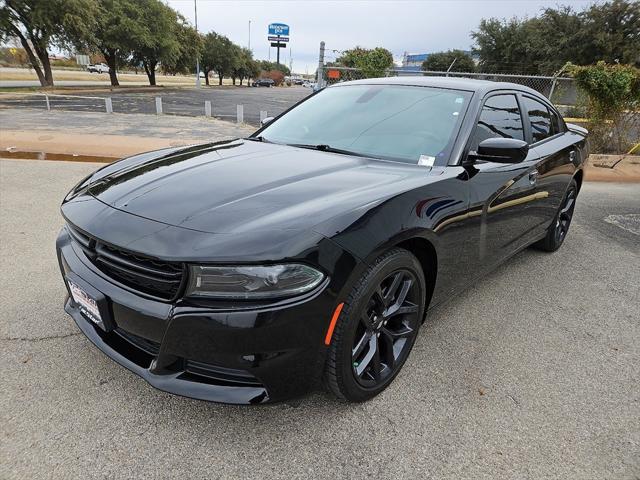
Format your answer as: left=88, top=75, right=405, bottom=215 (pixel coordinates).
left=248, top=20, right=251, bottom=51
left=195, top=0, right=201, bottom=88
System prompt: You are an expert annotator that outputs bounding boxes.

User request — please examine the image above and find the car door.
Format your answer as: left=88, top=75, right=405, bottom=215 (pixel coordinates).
left=518, top=94, right=577, bottom=238
left=464, top=91, right=546, bottom=270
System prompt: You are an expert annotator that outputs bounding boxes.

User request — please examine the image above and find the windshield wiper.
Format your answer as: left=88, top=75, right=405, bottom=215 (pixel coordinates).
left=287, top=143, right=378, bottom=159
left=246, top=135, right=273, bottom=143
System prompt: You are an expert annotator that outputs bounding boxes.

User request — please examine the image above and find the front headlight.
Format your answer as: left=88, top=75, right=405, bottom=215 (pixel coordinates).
left=185, top=264, right=325, bottom=299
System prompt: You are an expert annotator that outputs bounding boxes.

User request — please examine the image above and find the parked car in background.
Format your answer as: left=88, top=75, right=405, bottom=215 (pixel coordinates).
left=86, top=63, right=109, bottom=74
left=252, top=78, right=275, bottom=87
left=57, top=77, right=587, bottom=405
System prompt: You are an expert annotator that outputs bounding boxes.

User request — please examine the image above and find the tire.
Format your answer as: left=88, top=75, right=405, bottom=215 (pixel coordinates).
left=533, top=179, right=578, bottom=252
left=324, top=248, right=427, bottom=402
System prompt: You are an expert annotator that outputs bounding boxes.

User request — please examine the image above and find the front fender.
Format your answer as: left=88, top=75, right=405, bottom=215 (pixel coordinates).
left=314, top=167, right=473, bottom=307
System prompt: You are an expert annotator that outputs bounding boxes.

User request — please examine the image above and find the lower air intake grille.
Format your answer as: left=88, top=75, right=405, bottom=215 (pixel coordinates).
left=114, top=328, right=161, bottom=356
left=183, top=360, right=262, bottom=387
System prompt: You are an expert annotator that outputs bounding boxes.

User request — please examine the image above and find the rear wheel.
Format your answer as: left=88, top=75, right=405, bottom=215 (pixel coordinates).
left=533, top=179, right=578, bottom=252
left=324, top=248, right=426, bottom=402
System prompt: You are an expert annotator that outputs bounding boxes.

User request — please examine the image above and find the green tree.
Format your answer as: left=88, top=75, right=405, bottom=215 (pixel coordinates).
left=201, top=32, right=235, bottom=85
left=228, top=43, right=242, bottom=85
left=161, top=23, right=202, bottom=76
left=422, top=50, right=476, bottom=72
left=472, top=17, right=545, bottom=74
left=130, top=0, right=182, bottom=86
left=336, top=47, right=393, bottom=78
left=335, top=47, right=368, bottom=68
left=83, top=0, right=146, bottom=86
left=533, top=6, right=586, bottom=74
left=245, top=57, right=260, bottom=84
left=581, top=0, right=640, bottom=67
left=0, top=0, right=97, bottom=86
left=472, top=0, right=640, bottom=75
left=231, top=47, right=258, bottom=86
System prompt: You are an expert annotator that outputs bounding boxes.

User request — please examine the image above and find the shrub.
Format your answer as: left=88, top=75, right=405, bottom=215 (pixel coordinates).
left=568, top=61, right=640, bottom=154
left=263, top=70, right=284, bottom=86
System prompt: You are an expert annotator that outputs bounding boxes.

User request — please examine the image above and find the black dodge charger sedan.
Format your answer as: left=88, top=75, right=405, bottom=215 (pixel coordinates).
left=57, top=77, right=588, bottom=404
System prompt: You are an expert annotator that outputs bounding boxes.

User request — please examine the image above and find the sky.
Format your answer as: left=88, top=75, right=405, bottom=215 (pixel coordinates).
left=166, top=0, right=599, bottom=74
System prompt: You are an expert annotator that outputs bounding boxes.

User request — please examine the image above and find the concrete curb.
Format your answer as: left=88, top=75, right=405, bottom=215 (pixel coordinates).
left=1, top=131, right=211, bottom=159
left=584, top=154, right=640, bottom=183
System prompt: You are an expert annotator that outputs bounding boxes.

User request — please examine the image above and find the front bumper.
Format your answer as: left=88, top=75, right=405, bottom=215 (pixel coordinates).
left=56, top=227, right=351, bottom=404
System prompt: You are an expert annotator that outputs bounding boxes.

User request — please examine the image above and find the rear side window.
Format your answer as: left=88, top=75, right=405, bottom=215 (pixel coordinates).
left=549, top=108, right=563, bottom=135
left=470, top=94, right=524, bottom=151
left=523, top=97, right=554, bottom=143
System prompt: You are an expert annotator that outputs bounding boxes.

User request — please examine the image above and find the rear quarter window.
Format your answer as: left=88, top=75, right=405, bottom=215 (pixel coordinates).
left=523, top=96, right=554, bottom=143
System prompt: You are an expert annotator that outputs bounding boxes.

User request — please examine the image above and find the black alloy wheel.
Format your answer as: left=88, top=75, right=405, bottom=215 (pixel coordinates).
left=554, top=186, right=576, bottom=245
left=351, top=269, right=421, bottom=387
left=324, top=248, right=426, bottom=402
left=533, top=179, right=578, bottom=252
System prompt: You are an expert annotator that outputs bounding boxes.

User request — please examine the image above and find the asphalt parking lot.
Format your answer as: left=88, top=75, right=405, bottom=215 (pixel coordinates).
left=1, top=159, right=638, bottom=479
left=0, top=86, right=310, bottom=126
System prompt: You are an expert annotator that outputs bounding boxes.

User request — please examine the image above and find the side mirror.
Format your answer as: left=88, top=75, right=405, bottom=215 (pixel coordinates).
left=468, top=138, right=529, bottom=164
left=260, top=116, right=275, bottom=127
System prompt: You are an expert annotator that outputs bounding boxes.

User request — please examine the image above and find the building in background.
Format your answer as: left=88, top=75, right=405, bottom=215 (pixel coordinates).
left=399, top=51, right=479, bottom=73
left=402, top=53, right=429, bottom=69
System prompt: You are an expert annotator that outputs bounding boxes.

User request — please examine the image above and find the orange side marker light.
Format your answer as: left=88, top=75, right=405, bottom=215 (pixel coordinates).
left=324, top=302, right=344, bottom=345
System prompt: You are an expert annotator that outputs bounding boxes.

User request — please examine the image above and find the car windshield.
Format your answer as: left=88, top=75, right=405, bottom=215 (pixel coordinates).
left=259, top=84, right=471, bottom=163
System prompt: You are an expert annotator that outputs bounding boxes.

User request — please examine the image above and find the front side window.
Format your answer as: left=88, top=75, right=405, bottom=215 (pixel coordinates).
left=259, top=85, right=472, bottom=164
left=523, top=96, right=552, bottom=143
left=470, top=94, right=524, bottom=151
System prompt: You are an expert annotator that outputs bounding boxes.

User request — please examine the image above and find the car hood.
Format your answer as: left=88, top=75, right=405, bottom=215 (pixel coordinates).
left=86, top=140, right=429, bottom=234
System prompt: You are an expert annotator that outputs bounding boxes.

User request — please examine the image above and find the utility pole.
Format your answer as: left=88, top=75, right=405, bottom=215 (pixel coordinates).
left=194, top=0, right=201, bottom=87
left=248, top=20, right=251, bottom=51
left=316, top=41, right=325, bottom=88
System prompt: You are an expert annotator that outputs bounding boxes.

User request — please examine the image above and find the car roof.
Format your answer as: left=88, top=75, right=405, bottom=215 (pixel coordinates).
left=332, top=76, right=543, bottom=97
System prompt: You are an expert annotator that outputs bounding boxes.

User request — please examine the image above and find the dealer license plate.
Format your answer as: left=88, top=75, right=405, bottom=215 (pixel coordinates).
left=68, top=280, right=102, bottom=325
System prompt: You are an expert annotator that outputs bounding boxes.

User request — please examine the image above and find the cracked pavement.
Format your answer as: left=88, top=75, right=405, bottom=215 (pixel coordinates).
left=1, top=160, right=639, bottom=479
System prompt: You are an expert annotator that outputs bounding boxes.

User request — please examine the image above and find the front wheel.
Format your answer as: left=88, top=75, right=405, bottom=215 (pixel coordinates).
left=533, top=179, right=578, bottom=252
left=324, top=248, right=426, bottom=402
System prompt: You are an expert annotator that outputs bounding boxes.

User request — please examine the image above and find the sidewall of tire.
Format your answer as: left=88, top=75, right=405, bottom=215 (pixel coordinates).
left=325, top=248, right=426, bottom=402
left=533, top=179, right=578, bottom=252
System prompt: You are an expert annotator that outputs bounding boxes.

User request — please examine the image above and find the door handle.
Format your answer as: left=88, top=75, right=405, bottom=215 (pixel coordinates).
left=529, top=170, right=539, bottom=185
left=569, top=150, right=577, bottom=164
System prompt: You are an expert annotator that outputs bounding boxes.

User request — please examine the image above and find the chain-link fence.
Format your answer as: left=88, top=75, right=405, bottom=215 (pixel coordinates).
left=317, top=45, right=577, bottom=107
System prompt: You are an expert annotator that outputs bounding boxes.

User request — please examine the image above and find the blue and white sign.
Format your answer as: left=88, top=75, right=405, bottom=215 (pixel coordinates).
left=268, top=23, right=290, bottom=36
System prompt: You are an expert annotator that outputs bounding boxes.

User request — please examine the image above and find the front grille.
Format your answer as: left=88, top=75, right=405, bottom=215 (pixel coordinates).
left=67, top=223, right=184, bottom=300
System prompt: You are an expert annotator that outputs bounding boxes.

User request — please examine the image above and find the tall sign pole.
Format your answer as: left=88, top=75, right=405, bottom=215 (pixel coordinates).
left=194, top=0, right=201, bottom=87
left=268, top=23, right=290, bottom=66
